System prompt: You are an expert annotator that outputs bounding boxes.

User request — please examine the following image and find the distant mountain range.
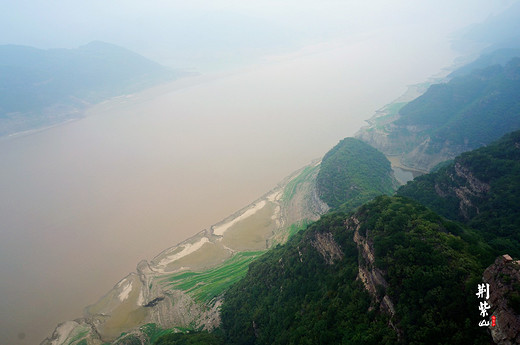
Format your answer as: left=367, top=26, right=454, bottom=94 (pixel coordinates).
left=0, top=41, right=181, bottom=137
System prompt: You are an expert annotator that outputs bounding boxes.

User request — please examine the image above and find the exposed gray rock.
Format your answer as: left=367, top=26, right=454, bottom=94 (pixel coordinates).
left=347, top=216, right=395, bottom=317
left=311, top=232, right=343, bottom=265
left=483, top=255, right=520, bottom=345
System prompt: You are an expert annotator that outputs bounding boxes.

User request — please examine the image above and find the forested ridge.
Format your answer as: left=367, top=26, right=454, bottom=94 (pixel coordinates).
left=394, top=57, right=520, bottom=150
left=156, top=196, right=495, bottom=344
left=316, top=137, right=397, bottom=210
left=397, top=130, right=520, bottom=258
left=155, top=131, right=520, bottom=344
left=356, top=53, right=520, bottom=171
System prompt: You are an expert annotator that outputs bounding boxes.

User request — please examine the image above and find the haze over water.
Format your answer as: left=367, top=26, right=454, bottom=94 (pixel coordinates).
left=0, top=29, right=459, bottom=344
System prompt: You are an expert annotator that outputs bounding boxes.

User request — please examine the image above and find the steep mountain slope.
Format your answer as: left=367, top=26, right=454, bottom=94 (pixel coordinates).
left=203, top=131, right=520, bottom=344
left=0, top=41, right=179, bottom=136
left=356, top=56, right=520, bottom=171
left=397, top=130, right=520, bottom=258
left=316, top=137, right=398, bottom=210
left=219, top=196, right=491, bottom=344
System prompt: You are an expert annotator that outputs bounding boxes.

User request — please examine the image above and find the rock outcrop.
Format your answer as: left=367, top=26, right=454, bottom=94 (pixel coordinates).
left=450, top=162, right=491, bottom=219
left=346, top=216, right=396, bottom=318
left=483, top=254, right=520, bottom=345
left=311, top=232, right=344, bottom=265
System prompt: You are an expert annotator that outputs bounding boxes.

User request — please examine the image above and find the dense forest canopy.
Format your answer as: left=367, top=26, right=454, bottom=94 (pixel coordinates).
left=213, top=196, right=492, bottom=344
left=316, top=137, right=396, bottom=210
left=397, top=130, right=520, bottom=258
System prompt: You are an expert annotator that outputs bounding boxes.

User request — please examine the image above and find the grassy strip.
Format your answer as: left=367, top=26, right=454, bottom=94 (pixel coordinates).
left=281, top=164, right=319, bottom=203
left=159, top=164, right=319, bottom=303
left=384, top=101, right=407, bottom=116
left=112, top=323, right=175, bottom=345
left=364, top=102, right=408, bottom=132
left=63, top=328, right=90, bottom=345
left=286, top=219, right=313, bottom=239
left=163, top=251, right=266, bottom=302
left=140, top=323, right=175, bottom=344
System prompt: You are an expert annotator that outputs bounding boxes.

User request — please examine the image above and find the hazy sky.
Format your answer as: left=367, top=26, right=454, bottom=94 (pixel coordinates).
left=1, top=0, right=516, bottom=71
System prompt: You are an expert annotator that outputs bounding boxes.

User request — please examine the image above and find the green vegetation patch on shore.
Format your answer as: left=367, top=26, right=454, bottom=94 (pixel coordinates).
left=163, top=251, right=266, bottom=302
left=281, top=164, right=320, bottom=203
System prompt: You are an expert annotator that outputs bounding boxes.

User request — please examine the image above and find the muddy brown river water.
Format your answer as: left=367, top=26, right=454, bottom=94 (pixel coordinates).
left=0, top=33, right=456, bottom=344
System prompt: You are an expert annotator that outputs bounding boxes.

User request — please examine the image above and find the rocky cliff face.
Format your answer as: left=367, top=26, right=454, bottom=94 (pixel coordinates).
left=483, top=255, right=520, bottom=345
left=345, top=215, right=398, bottom=333
left=397, top=154, right=494, bottom=226
left=432, top=161, right=491, bottom=220
left=311, top=231, right=344, bottom=265
left=450, top=162, right=490, bottom=218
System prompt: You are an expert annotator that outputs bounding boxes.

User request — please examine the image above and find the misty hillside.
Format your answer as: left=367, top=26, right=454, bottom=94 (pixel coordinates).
left=448, top=48, right=520, bottom=78
left=356, top=55, right=520, bottom=171
left=452, top=1, right=520, bottom=53
left=0, top=41, right=179, bottom=136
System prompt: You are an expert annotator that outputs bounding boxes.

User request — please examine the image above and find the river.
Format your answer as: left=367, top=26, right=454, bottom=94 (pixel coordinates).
left=0, top=30, right=456, bottom=344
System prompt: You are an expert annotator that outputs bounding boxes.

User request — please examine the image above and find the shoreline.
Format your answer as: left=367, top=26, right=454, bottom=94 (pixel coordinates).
left=4, top=33, right=461, bottom=345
